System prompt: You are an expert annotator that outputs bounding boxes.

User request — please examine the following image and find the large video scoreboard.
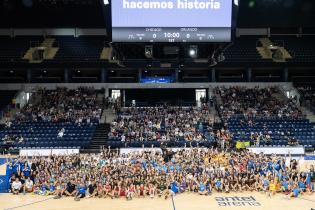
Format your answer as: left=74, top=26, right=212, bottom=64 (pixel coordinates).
left=111, top=0, right=233, bottom=42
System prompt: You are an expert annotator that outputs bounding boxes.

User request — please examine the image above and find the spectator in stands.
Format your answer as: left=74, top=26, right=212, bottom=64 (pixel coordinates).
left=288, top=137, right=299, bottom=146
left=5, top=120, right=12, bottom=128
left=57, top=128, right=65, bottom=138
left=18, top=135, right=24, bottom=144
left=216, top=129, right=232, bottom=149
left=2, top=134, right=21, bottom=145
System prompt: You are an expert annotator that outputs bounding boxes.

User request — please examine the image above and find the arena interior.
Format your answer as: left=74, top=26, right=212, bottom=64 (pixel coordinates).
left=0, top=0, right=315, bottom=210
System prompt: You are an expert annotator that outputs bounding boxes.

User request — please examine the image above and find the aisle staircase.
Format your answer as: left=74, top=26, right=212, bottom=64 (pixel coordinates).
left=104, top=109, right=117, bottom=124
left=82, top=123, right=110, bottom=153
left=23, top=38, right=59, bottom=63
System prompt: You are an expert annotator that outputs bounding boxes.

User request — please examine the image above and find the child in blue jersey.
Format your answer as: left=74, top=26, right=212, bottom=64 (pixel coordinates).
left=281, top=179, right=290, bottom=194
left=75, top=182, right=86, bottom=201
left=48, top=183, right=56, bottom=195
left=12, top=160, right=20, bottom=175
left=171, top=181, right=179, bottom=194
left=38, top=182, right=48, bottom=195
left=198, top=181, right=207, bottom=195
left=289, top=184, right=301, bottom=198
left=215, top=178, right=223, bottom=192
left=261, top=176, right=269, bottom=193
left=274, top=161, right=281, bottom=171
left=298, top=178, right=306, bottom=192
left=6, top=162, right=14, bottom=177
left=22, top=163, right=31, bottom=178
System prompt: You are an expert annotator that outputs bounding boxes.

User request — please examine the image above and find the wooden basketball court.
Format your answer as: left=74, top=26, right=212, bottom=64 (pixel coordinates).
left=0, top=192, right=314, bottom=210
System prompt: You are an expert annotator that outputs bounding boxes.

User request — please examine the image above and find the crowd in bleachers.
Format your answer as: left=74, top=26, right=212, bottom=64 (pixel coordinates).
left=214, top=87, right=314, bottom=146
left=6, top=149, right=315, bottom=199
left=108, top=106, right=216, bottom=143
left=14, top=87, right=102, bottom=124
left=0, top=87, right=102, bottom=149
left=215, top=86, right=302, bottom=120
left=1, top=85, right=315, bottom=150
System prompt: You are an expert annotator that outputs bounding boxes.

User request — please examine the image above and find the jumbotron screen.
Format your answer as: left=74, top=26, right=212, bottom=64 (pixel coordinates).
left=111, top=0, right=233, bottom=42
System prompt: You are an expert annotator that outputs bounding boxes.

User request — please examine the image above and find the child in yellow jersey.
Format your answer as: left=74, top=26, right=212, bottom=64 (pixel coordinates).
left=269, top=180, right=276, bottom=197
left=274, top=177, right=281, bottom=192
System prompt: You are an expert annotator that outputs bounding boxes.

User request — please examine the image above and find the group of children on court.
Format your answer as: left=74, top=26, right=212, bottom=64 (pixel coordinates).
left=6, top=148, right=315, bottom=201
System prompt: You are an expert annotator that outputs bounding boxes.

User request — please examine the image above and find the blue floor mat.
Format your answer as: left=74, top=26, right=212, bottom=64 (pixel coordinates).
left=0, top=158, right=6, bottom=166
left=0, top=158, right=8, bottom=193
left=0, top=175, right=8, bottom=193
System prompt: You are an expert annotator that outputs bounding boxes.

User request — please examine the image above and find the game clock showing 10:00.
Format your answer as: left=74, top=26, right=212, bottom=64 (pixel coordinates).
left=164, top=32, right=180, bottom=42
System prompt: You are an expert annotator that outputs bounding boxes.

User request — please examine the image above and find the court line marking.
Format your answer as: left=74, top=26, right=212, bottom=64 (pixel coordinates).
left=298, top=197, right=315, bottom=203
left=3, top=196, right=54, bottom=210
left=171, top=194, right=176, bottom=210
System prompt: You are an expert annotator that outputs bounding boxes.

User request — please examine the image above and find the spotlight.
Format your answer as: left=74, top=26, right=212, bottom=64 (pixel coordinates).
left=248, top=0, right=255, bottom=8
left=145, top=45, right=153, bottom=58
left=188, top=45, right=198, bottom=58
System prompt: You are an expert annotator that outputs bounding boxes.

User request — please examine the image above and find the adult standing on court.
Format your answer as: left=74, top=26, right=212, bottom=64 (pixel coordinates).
left=308, top=164, right=315, bottom=192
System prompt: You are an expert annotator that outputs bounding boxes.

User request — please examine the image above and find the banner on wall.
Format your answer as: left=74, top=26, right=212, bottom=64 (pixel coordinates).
left=120, top=148, right=162, bottom=154
left=120, top=147, right=202, bottom=154
left=235, top=141, right=250, bottom=149
left=247, top=146, right=305, bottom=155
left=20, top=149, right=79, bottom=156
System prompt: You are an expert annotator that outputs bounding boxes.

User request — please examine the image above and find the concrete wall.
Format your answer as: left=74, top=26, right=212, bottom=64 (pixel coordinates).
left=0, top=82, right=293, bottom=91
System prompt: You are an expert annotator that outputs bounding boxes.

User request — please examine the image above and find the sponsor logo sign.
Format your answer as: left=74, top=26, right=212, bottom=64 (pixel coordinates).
left=215, top=196, right=261, bottom=206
